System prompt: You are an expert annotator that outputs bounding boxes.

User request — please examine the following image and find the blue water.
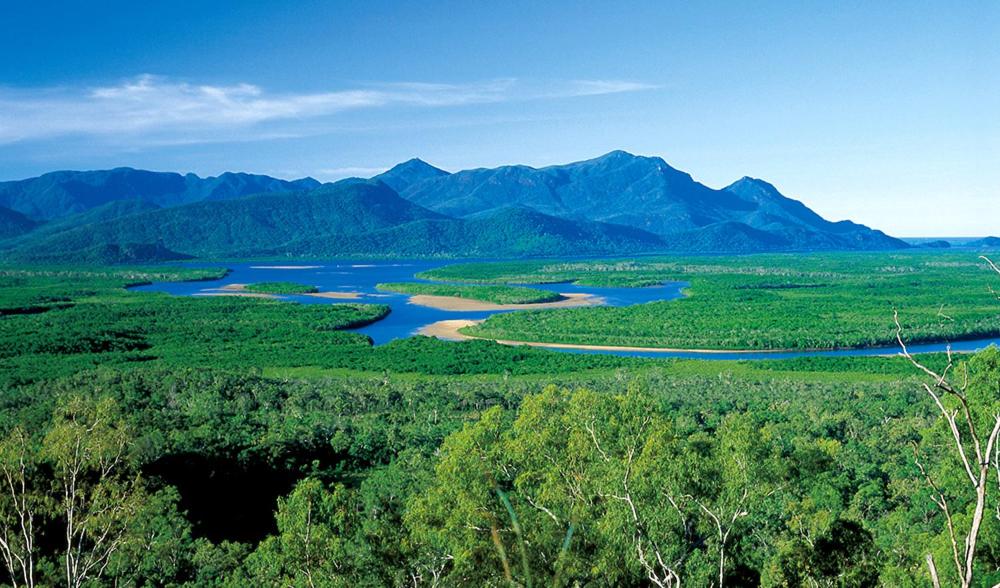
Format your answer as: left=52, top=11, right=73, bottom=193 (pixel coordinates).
left=132, top=260, right=1000, bottom=360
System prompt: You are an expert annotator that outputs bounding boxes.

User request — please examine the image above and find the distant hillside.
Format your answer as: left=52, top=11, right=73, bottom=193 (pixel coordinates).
left=0, top=206, right=37, bottom=240
left=1, top=151, right=913, bottom=260
left=14, top=242, right=193, bottom=265
left=0, top=167, right=320, bottom=220
left=914, top=240, right=952, bottom=249
left=390, top=151, right=908, bottom=251
left=373, top=159, right=450, bottom=194
left=967, top=236, right=1000, bottom=249
left=5, top=181, right=442, bottom=260
left=281, top=206, right=667, bottom=257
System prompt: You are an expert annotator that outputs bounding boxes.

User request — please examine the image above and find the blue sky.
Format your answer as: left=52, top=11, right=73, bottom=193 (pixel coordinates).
left=0, top=1, right=996, bottom=235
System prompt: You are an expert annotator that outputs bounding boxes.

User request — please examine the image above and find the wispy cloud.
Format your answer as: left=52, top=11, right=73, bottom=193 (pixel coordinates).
left=0, top=75, right=656, bottom=146
left=565, top=80, right=659, bottom=96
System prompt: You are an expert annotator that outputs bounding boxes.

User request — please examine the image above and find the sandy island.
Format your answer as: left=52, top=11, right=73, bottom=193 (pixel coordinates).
left=305, top=291, right=361, bottom=300
left=249, top=265, right=323, bottom=270
left=416, top=319, right=850, bottom=354
left=194, top=283, right=362, bottom=300
left=407, top=292, right=604, bottom=312
left=194, top=292, right=277, bottom=299
left=194, top=283, right=276, bottom=299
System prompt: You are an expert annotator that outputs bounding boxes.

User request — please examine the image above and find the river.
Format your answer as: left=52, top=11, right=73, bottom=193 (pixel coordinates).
left=131, top=260, right=1000, bottom=360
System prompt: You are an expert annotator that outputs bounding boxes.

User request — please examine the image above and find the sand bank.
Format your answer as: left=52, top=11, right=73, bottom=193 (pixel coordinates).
left=303, top=291, right=361, bottom=300
left=406, top=292, right=604, bottom=312
left=416, top=319, right=827, bottom=354
left=194, top=292, right=276, bottom=299
left=196, top=283, right=361, bottom=300
left=249, top=265, right=323, bottom=270
left=193, top=283, right=276, bottom=298
left=417, top=320, right=483, bottom=340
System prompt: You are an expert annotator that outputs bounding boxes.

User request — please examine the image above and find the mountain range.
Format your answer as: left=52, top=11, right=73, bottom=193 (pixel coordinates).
left=0, top=168, right=320, bottom=221
left=0, top=151, right=925, bottom=263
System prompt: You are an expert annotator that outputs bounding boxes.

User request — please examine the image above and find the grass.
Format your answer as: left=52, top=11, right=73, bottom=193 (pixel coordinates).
left=376, top=282, right=563, bottom=304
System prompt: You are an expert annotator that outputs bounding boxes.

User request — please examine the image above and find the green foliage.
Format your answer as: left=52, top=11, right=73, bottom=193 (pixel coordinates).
left=405, top=385, right=859, bottom=585
left=376, top=281, right=562, bottom=304
left=767, top=520, right=879, bottom=587
left=242, top=478, right=368, bottom=587
left=420, top=252, right=1000, bottom=350
left=244, top=281, right=319, bottom=295
left=0, top=255, right=996, bottom=585
left=0, top=267, right=390, bottom=386
left=0, top=395, right=176, bottom=588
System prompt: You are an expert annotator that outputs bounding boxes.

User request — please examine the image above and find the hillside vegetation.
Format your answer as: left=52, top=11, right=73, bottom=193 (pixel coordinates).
left=0, top=205, right=36, bottom=239
left=379, top=151, right=907, bottom=251
left=4, top=181, right=441, bottom=261
left=0, top=167, right=319, bottom=220
left=286, top=205, right=668, bottom=258
left=0, top=153, right=916, bottom=260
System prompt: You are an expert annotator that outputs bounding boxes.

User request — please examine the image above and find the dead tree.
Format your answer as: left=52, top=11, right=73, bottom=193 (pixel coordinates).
left=895, top=256, right=1000, bottom=588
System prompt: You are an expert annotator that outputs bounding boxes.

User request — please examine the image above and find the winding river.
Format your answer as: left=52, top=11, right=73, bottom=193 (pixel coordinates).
left=132, top=260, right=1000, bottom=360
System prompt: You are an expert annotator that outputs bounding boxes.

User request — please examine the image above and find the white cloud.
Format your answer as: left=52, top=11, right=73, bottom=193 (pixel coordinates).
left=0, top=75, right=656, bottom=146
left=565, top=80, right=660, bottom=96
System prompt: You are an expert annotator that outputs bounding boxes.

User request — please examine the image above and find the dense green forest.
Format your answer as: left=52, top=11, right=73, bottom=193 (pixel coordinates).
left=376, top=282, right=563, bottom=304
left=419, top=252, right=1000, bottom=350
left=0, top=258, right=999, bottom=586
left=244, top=281, right=320, bottom=295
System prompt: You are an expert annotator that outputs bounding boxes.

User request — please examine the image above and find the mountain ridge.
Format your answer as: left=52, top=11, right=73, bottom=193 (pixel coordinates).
left=0, top=167, right=320, bottom=220
left=0, top=151, right=912, bottom=261
left=389, top=150, right=908, bottom=251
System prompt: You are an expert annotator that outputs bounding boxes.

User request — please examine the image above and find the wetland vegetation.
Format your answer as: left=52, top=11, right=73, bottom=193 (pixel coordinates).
left=418, top=252, right=1000, bottom=350
left=376, top=282, right=563, bottom=305
left=244, top=281, right=320, bottom=294
left=0, top=253, right=998, bottom=587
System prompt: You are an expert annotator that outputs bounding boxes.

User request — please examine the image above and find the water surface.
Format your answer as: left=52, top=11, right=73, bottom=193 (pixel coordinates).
left=132, top=260, right=1000, bottom=360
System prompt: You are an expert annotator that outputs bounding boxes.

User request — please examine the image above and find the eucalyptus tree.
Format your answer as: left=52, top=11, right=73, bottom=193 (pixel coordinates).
left=894, top=256, right=1000, bottom=588
left=0, top=395, right=147, bottom=588
left=405, top=384, right=789, bottom=586
left=0, top=427, right=42, bottom=588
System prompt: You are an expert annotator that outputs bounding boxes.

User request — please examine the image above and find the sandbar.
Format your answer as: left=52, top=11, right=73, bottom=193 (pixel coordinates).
left=249, top=265, right=323, bottom=270
left=200, top=283, right=363, bottom=299
left=196, top=283, right=362, bottom=300
left=194, top=283, right=277, bottom=298
left=194, top=292, right=276, bottom=299
left=416, top=319, right=840, bottom=354
left=303, top=291, right=362, bottom=300
left=406, top=292, right=604, bottom=312
left=418, top=320, right=483, bottom=341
